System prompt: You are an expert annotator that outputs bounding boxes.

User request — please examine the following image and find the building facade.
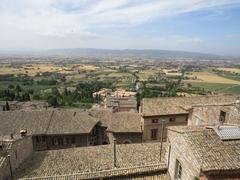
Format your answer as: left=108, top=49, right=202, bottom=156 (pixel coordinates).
left=142, top=114, right=188, bottom=142
left=166, top=126, right=240, bottom=180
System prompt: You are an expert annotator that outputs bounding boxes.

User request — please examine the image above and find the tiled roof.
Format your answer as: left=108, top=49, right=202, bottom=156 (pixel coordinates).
left=141, top=95, right=238, bottom=116
left=106, top=96, right=137, bottom=108
left=110, top=112, right=142, bottom=133
left=168, top=126, right=240, bottom=172
left=90, top=109, right=142, bottom=133
left=0, top=110, right=99, bottom=136
left=14, top=143, right=166, bottom=179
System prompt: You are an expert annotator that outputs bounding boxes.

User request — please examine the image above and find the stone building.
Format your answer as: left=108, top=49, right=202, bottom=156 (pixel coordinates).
left=166, top=125, right=240, bottom=180
left=104, top=96, right=137, bottom=112
left=140, top=95, right=238, bottom=142
left=188, top=101, right=240, bottom=126
left=90, top=109, right=143, bottom=144
left=0, top=135, right=33, bottom=180
left=0, top=110, right=108, bottom=151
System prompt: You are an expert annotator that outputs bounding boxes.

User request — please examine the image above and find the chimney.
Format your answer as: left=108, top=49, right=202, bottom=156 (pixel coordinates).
left=10, top=133, right=14, bottom=139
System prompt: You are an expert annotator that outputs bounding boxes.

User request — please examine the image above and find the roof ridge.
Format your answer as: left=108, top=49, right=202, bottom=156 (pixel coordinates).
left=44, top=111, right=55, bottom=134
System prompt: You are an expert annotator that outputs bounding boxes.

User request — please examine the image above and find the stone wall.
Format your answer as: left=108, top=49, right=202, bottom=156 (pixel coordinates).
left=0, top=157, right=10, bottom=180
left=166, top=130, right=201, bottom=180
left=0, top=136, right=33, bottom=180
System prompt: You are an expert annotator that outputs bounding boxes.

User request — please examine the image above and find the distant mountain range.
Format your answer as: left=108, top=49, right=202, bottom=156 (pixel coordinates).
left=41, top=48, right=231, bottom=60
left=0, top=48, right=235, bottom=60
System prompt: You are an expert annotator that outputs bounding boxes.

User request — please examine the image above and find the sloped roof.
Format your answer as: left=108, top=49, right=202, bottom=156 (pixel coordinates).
left=46, top=110, right=99, bottom=134
left=110, top=112, right=142, bottom=133
left=141, top=95, right=238, bottom=116
left=168, top=126, right=240, bottom=172
left=90, top=108, right=142, bottom=133
left=0, top=110, right=100, bottom=136
left=106, top=96, right=137, bottom=108
left=14, top=143, right=165, bottom=179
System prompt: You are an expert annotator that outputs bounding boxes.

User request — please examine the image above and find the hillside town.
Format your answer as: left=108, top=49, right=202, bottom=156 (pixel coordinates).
left=0, top=93, right=240, bottom=179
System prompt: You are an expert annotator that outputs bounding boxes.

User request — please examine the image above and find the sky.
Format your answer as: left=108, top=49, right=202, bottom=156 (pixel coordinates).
left=0, top=0, right=240, bottom=56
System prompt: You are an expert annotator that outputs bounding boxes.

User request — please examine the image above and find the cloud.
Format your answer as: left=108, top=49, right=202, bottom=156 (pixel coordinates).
left=225, top=34, right=240, bottom=39
left=0, top=0, right=240, bottom=50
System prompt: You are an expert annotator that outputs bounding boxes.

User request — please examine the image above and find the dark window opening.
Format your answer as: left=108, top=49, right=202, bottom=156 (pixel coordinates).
left=152, top=119, right=158, bottom=123
left=51, top=138, right=55, bottom=145
left=71, top=137, right=76, bottom=144
left=174, top=159, right=182, bottom=179
left=169, top=117, right=176, bottom=122
left=42, top=136, right=46, bottom=142
left=151, top=129, right=158, bottom=140
left=58, top=138, right=63, bottom=146
left=36, top=136, right=40, bottom=143
left=219, top=111, right=226, bottom=123
left=66, top=138, right=69, bottom=144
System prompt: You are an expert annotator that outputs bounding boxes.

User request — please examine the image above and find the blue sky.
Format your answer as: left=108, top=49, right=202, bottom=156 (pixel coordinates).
left=0, top=0, right=240, bottom=56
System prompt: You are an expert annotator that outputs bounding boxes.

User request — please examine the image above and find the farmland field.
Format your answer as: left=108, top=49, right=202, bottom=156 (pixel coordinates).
left=184, top=72, right=240, bottom=85
left=190, top=82, right=240, bottom=93
left=216, top=68, right=240, bottom=73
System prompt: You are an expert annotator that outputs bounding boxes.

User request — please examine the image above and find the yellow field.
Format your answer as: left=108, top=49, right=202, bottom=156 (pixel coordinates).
left=0, top=64, right=101, bottom=76
left=183, top=72, right=240, bottom=84
left=0, top=64, right=63, bottom=76
left=74, top=65, right=99, bottom=71
left=108, top=72, right=132, bottom=78
left=216, top=68, right=240, bottom=73
left=138, top=70, right=156, bottom=81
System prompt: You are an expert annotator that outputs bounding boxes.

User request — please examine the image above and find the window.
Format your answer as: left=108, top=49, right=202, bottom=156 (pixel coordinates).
left=219, top=111, right=226, bottom=123
left=169, top=117, right=176, bottom=122
left=58, top=138, right=63, bottom=146
left=71, top=137, right=76, bottom=144
left=152, top=119, right=158, bottom=123
left=52, top=138, right=58, bottom=146
left=36, top=136, right=40, bottom=143
left=174, top=159, right=182, bottom=179
left=151, top=129, right=158, bottom=140
left=66, top=137, right=69, bottom=144
left=42, top=136, right=46, bottom=142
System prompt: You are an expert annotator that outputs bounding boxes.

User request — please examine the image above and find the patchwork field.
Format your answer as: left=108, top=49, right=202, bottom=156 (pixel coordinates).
left=0, top=64, right=72, bottom=76
left=184, top=72, right=240, bottom=85
left=190, top=82, right=240, bottom=94
left=216, top=68, right=240, bottom=73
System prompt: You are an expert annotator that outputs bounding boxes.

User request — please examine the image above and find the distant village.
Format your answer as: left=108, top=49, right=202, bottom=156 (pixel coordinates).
left=0, top=89, right=240, bottom=180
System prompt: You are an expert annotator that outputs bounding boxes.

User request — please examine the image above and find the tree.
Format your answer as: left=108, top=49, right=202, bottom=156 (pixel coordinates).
left=8, top=84, right=15, bottom=89
left=47, top=96, right=59, bottom=107
left=5, top=101, right=10, bottom=111
left=22, top=92, right=31, bottom=101
left=15, top=85, right=22, bottom=93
